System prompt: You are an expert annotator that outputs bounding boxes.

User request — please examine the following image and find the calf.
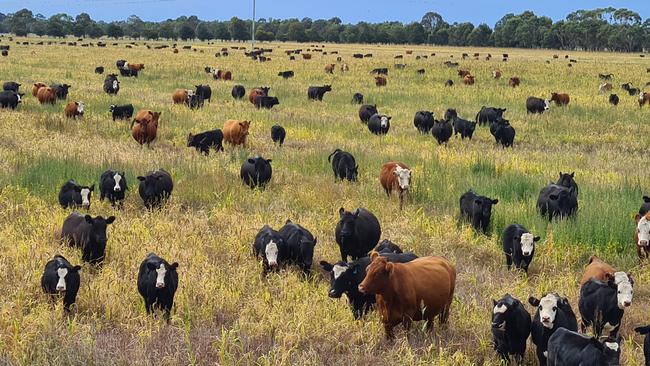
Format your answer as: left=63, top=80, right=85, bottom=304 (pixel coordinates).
left=537, top=184, right=577, bottom=220
left=248, top=87, right=270, bottom=104
left=324, top=64, right=335, bottom=74
left=640, top=92, right=650, bottom=107
left=459, top=190, right=498, bottom=233
left=137, top=169, right=173, bottom=209
left=187, top=129, right=224, bottom=155
left=375, top=76, right=387, bottom=87
left=253, top=225, right=289, bottom=274
left=491, top=119, right=516, bottom=148
left=64, top=101, right=84, bottom=119
left=432, top=119, right=453, bottom=145
left=99, top=170, right=127, bottom=207
left=452, top=116, right=477, bottom=140
left=109, top=104, right=134, bottom=121
left=414, top=111, right=435, bottom=134
left=223, top=119, right=250, bottom=146
left=131, top=110, right=160, bottom=147
left=278, top=70, right=294, bottom=79
left=491, top=294, right=531, bottom=364
left=379, top=162, right=412, bottom=210
left=367, top=114, right=391, bottom=135
left=37, top=87, right=57, bottom=104
left=527, top=96, right=550, bottom=114
left=547, top=328, right=621, bottom=366
left=475, top=106, right=507, bottom=126
left=599, top=83, right=613, bottom=93
left=634, top=325, right=650, bottom=366
left=50, top=84, right=71, bottom=100
left=492, top=70, right=502, bottom=79
left=579, top=274, right=633, bottom=337
left=508, top=77, right=520, bottom=87
left=335, top=207, right=381, bottom=261
left=458, top=70, right=471, bottom=78
left=635, top=212, right=650, bottom=260
left=254, top=95, right=279, bottom=109
left=609, top=94, right=619, bottom=106
left=502, top=224, right=540, bottom=273
left=307, top=85, right=332, bottom=101
left=445, top=79, right=454, bottom=87
left=529, top=293, right=578, bottom=366
left=550, top=92, right=570, bottom=106
left=194, top=85, right=211, bottom=103
left=32, top=82, right=46, bottom=97
left=119, top=68, right=138, bottom=77
left=0, top=90, right=23, bottom=109
left=41, top=255, right=81, bottom=311
left=358, top=254, right=456, bottom=339
left=2, top=81, right=21, bottom=92
left=352, top=93, right=364, bottom=104
left=278, top=220, right=317, bottom=275
left=61, top=212, right=115, bottom=265
left=341, top=63, right=349, bottom=72
left=463, top=75, right=475, bottom=85
left=231, top=85, right=246, bottom=99
left=328, top=149, right=358, bottom=182
left=172, top=89, right=192, bottom=104
left=103, top=74, right=120, bottom=95
left=137, top=253, right=178, bottom=322
left=240, top=156, right=272, bottom=189
left=270, top=125, right=286, bottom=146
left=580, top=255, right=614, bottom=285
left=359, top=104, right=378, bottom=123
left=58, top=180, right=94, bottom=209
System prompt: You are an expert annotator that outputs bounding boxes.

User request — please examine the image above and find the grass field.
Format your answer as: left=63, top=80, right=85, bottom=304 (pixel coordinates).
left=0, top=36, right=649, bottom=365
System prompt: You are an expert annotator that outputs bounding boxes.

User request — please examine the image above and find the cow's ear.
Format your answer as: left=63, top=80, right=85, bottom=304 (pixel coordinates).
left=385, top=262, right=394, bottom=274
left=643, top=196, right=650, bottom=203
left=533, top=236, right=541, bottom=242
left=635, top=214, right=641, bottom=222
left=72, top=265, right=82, bottom=272
left=105, top=216, right=115, bottom=224
left=570, top=172, right=575, bottom=177
left=319, top=261, right=333, bottom=272
left=370, top=251, right=379, bottom=261
left=353, top=209, right=360, bottom=217
left=312, top=237, right=317, bottom=246
left=491, top=199, right=499, bottom=204
left=137, top=176, right=145, bottom=181
left=84, top=215, right=93, bottom=224
left=266, top=159, right=272, bottom=164
left=492, top=299, right=497, bottom=306
left=89, top=184, right=95, bottom=191
left=627, top=273, right=634, bottom=286
left=247, top=158, right=255, bottom=164
left=528, top=296, right=540, bottom=307
left=170, top=262, right=179, bottom=270
left=338, top=207, right=345, bottom=217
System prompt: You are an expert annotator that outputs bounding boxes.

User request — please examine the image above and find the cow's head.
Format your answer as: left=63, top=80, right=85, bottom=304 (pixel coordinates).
left=557, top=172, right=576, bottom=189
left=147, top=260, right=178, bottom=288
left=492, top=294, right=519, bottom=330
left=636, top=213, right=650, bottom=247
left=55, top=262, right=81, bottom=292
left=543, top=99, right=550, bottom=110
left=112, top=80, right=119, bottom=90
left=239, top=121, right=251, bottom=136
left=75, top=101, right=84, bottom=115
left=74, top=184, right=94, bottom=208
left=612, top=272, right=633, bottom=309
left=444, top=108, right=457, bottom=121
left=358, top=253, right=390, bottom=295
left=529, top=293, right=567, bottom=329
left=393, top=165, right=412, bottom=190
left=112, top=172, right=126, bottom=192
left=84, top=215, right=115, bottom=245
left=518, top=232, right=541, bottom=257
left=601, top=335, right=622, bottom=366
left=338, top=207, right=360, bottom=239
left=321, top=260, right=360, bottom=298
left=379, top=115, right=391, bottom=128
left=474, top=196, right=498, bottom=217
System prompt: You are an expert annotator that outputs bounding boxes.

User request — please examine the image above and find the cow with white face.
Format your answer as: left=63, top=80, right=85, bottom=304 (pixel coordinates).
left=529, top=293, right=578, bottom=366
left=58, top=180, right=94, bottom=209
left=580, top=274, right=631, bottom=338
left=635, top=212, right=650, bottom=260
left=41, top=255, right=81, bottom=311
left=99, top=169, right=128, bottom=208
left=491, top=294, right=531, bottom=364
left=502, top=224, right=541, bottom=274
left=368, top=113, right=391, bottom=135
left=252, top=225, right=289, bottom=275
left=137, top=253, right=179, bottom=322
left=379, top=162, right=412, bottom=210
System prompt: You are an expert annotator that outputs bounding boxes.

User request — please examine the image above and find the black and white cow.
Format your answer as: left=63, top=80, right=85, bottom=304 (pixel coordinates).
left=187, top=129, right=224, bottom=155
left=502, top=223, right=540, bottom=273
left=529, top=293, right=579, bottom=366
left=61, top=212, right=115, bottom=265
left=271, top=125, right=286, bottom=146
left=137, top=169, right=173, bottom=209
left=41, top=255, right=81, bottom=311
left=335, top=207, right=381, bottom=261
left=109, top=104, right=134, bottom=121
left=358, top=104, right=378, bottom=123
left=579, top=274, right=633, bottom=337
left=58, top=180, right=94, bottom=209
left=547, top=327, right=621, bottom=366
left=526, top=96, right=550, bottom=114
left=307, top=85, right=332, bottom=101
left=537, top=184, right=578, bottom=220
left=253, top=225, right=289, bottom=274
left=476, top=106, right=507, bottom=126
left=634, top=325, right=650, bottom=366
left=328, top=149, right=358, bottom=182
left=491, top=294, right=532, bottom=364
left=367, top=114, right=391, bottom=135
left=459, top=190, right=498, bottom=233
left=99, top=170, right=127, bottom=207
left=279, top=220, right=317, bottom=275
left=0, top=90, right=23, bottom=109
left=414, top=111, right=435, bottom=134
left=137, top=253, right=179, bottom=322
left=103, top=74, right=120, bottom=95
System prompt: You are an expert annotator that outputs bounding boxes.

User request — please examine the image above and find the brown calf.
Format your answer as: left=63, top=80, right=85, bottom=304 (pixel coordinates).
left=640, top=92, right=650, bottom=107
left=375, top=76, right=387, bottom=87
left=222, top=71, right=232, bottom=80
left=463, top=75, right=475, bottom=85
left=37, top=87, right=57, bottom=104
left=302, top=53, right=312, bottom=60
left=172, top=89, right=191, bottom=104
left=127, top=63, right=145, bottom=71
left=379, top=162, right=412, bottom=210
left=492, top=70, right=502, bottom=79
left=324, top=64, right=335, bottom=74
left=599, top=83, right=613, bottom=93
left=248, top=87, right=269, bottom=105
left=32, top=82, right=47, bottom=97
left=579, top=256, right=615, bottom=285
left=458, top=69, right=471, bottom=78
left=550, top=92, right=570, bottom=106
left=223, top=119, right=250, bottom=146
left=131, top=110, right=160, bottom=147
left=508, top=77, right=520, bottom=87
left=64, top=101, right=84, bottom=119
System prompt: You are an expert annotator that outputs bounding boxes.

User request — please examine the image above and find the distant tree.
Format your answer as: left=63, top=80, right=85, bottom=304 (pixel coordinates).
left=255, top=29, right=274, bottom=41
left=106, top=23, right=124, bottom=39
left=468, top=23, right=492, bottom=46
left=159, top=22, right=176, bottom=39
left=448, top=22, right=474, bottom=45
left=212, top=22, right=230, bottom=39
left=73, top=13, right=93, bottom=37
left=287, top=22, right=307, bottom=42
left=179, top=23, right=195, bottom=40
left=8, top=9, right=33, bottom=36
left=196, top=22, right=213, bottom=40
left=230, top=17, right=249, bottom=40
left=406, top=22, right=426, bottom=44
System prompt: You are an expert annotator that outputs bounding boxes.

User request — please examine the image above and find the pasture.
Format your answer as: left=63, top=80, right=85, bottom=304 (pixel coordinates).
left=0, top=37, right=649, bottom=365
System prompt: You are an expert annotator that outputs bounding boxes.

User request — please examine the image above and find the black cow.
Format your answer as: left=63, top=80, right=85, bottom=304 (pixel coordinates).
left=414, top=111, right=435, bottom=134
left=41, top=255, right=81, bottom=311
left=527, top=97, right=550, bottom=114
left=459, top=190, right=498, bottom=233
left=634, top=325, right=650, bottom=366
left=109, top=104, right=133, bottom=121
left=370, top=68, right=388, bottom=75
left=579, top=276, right=633, bottom=337
left=375, top=239, right=403, bottom=254
left=449, top=110, right=477, bottom=140
left=187, top=129, right=223, bottom=155
left=279, top=220, right=317, bottom=275
left=254, top=96, right=279, bottom=109
left=278, top=70, right=294, bottom=78
left=58, top=180, right=94, bottom=209
left=491, top=294, right=532, bottom=364
left=609, top=94, right=619, bottom=106
left=95, top=66, right=104, bottom=74
left=307, top=85, right=332, bottom=101
left=529, top=293, right=579, bottom=366
left=61, top=212, right=115, bottom=265
left=116, top=59, right=126, bottom=68
left=137, top=169, right=173, bottom=209
left=137, top=253, right=179, bottom=322
left=445, top=79, right=454, bottom=87
left=475, top=106, right=506, bottom=126
left=359, top=104, right=378, bottom=123
left=432, top=118, right=453, bottom=145
left=556, top=172, right=578, bottom=195
left=103, top=74, right=120, bottom=95
left=328, top=149, right=358, bottom=182
left=231, top=85, right=246, bottom=99
left=352, top=93, right=364, bottom=104
left=271, top=125, right=286, bottom=146
left=502, top=224, right=540, bottom=273
left=640, top=195, right=650, bottom=216
left=50, top=84, right=71, bottom=99
left=2, top=81, right=21, bottom=92
left=320, top=252, right=417, bottom=318
left=490, top=119, right=516, bottom=148
left=253, top=225, right=289, bottom=274
left=335, top=207, right=381, bottom=261
left=537, top=184, right=578, bottom=220
left=240, top=156, right=273, bottom=189
left=194, top=85, right=212, bottom=103
left=0, top=90, right=23, bottom=109
left=367, top=114, right=391, bottom=135
left=99, top=170, right=127, bottom=207
left=353, top=53, right=364, bottom=59
left=186, top=94, right=204, bottom=109
left=119, top=68, right=138, bottom=77
left=547, top=327, right=621, bottom=366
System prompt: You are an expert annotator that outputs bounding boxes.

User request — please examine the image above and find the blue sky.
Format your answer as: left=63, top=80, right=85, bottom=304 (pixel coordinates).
left=2, top=0, right=649, bottom=26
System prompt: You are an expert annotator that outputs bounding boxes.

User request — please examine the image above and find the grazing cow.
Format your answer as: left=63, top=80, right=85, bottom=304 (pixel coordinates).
left=231, top=85, right=246, bottom=100
left=109, top=104, right=134, bottom=121
left=61, top=212, right=115, bottom=265
left=449, top=111, right=477, bottom=140
left=547, top=328, right=621, bottom=366
left=253, top=225, right=289, bottom=274
left=599, top=83, right=613, bottom=93
left=475, top=106, right=507, bottom=126
left=341, top=63, right=349, bottom=72
left=99, top=170, right=127, bottom=207
left=635, top=212, right=650, bottom=261
left=58, top=180, right=94, bottom=209
left=460, top=190, right=498, bottom=232
left=37, top=87, right=57, bottom=104
left=187, top=129, right=224, bottom=155
left=50, top=84, right=71, bottom=100
left=529, top=293, right=578, bottom=366
left=371, top=68, right=388, bottom=75
left=432, top=118, right=453, bottom=145
left=194, top=85, right=211, bottom=103
left=324, top=64, right=335, bottom=74
left=463, top=75, right=475, bottom=85
left=537, top=184, right=578, bottom=220
left=335, top=207, right=381, bottom=261
left=508, top=77, right=521, bottom=87
left=172, top=89, right=192, bottom=104
left=445, top=79, right=454, bottom=87
left=103, top=74, right=120, bottom=95
left=492, top=70, right=502, bottom=79
left=270, top=125, right=286, bottom=146
left=131, top=110, right=160, bottom=147
left=458, top=70, right=471, bottom=78
left=414, top=111, right=435, bottom=134
left=416, top=68, right=425, bottom=75
left=358, top=253, right=456, bottom=339
left=127, top=63, right=144, bottom=71
left=556, top=172, right=579, bottom=195
left=579, top=275, right=633, bottom=338
left=302, top=53, right=312, bottom=60
left=248, top=87, right=270, bottom=104
left=223, top=120, right=250, bottom=147
left=32, top=82, right=47, bottom=97
left=491, top=294, right=532, bottom=364
left=307, top=85, right=332, bottom=101
left=0, top=90, right=23, bottom=109
left=278, top=70, right=294, bottom=79
left=640, top=92, right=650, bottom=107
left=599, top=73, right=614, bottom=80
left=526, top=96, right=550, bottom=114
left=328, top=149, right=358, bottom=182
left=254, top=96, right=280, bottom=109
left=490, top=118, right=516, bottom=148
left=64, top=101, right=84, bottom=119
left=221, top=71, right=232, bottom=80
left=353, top=53, right=363, bottom=59
left=137, top=169, right=173, bottom=209
left=550, top=93, right=570, bottom=106
left=502, top=224, right=540, bottom=273
left=137, top=253, right=178, bottom=322
left=375, top=239, right=403, bottom=254
left=352, top=93, right=364, bottom=104
left=379, top=162, right=412, bottom=210
left=3, top=81, right=20, bottom=92
left=278, top=220, right=317, bottom=275
left=635, top=325, right=650, bottom=366
left=609, top=94, right=619, bottom=106
left=580, top=256, right=615, bottom=286
left=375, top=76, right=387, bottom=87
left=240, top=156, right=273, bottom=189
left=622, top=82, right=640, bottom=95
left=320, top=252, right=417, bottom=318
left=368, top=114, right=391, bottom=135
left=359, top=104, right=378, bottom=123
left=41, top=255, right=81, bottom=311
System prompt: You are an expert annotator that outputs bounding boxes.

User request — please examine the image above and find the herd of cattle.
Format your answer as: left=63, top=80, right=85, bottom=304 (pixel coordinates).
left=2, top=41, right=650, bottom=365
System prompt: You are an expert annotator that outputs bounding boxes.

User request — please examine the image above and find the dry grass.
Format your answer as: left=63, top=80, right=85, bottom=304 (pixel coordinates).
left=0, top=37, right=649, bottom=365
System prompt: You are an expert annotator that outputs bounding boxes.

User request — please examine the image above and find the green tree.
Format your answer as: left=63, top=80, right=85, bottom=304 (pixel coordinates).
left=159, top=22, right=176, bottom=39
left=179, top=23, right=195, bottom=40
left=406, top=22, right=426, bottom=44
left=287, top=22, right=307, bottom=41
left=230, top=17, right=249, bottom=40
left=196, top=22, right=213, bottom=40
left=468, top=23, right=492, bottom=46
left=8, top=9, right=33, bottom=36
left=106, top=23, right=124, bottom=39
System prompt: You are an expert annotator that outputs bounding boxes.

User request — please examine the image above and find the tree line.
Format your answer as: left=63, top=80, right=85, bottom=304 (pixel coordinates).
left=1, top=8, right=649, bottom=52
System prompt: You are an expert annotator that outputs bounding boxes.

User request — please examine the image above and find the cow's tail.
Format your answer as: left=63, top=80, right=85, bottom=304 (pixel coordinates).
left=328, top=149, right=341, bottom=163
left=475, top=107, right=483, bottom=123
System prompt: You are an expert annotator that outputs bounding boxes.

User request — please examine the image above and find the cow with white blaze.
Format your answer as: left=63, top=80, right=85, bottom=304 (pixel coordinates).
left=99, top=169, right=128, bottom=208
left=491, top=294, right=531, bottom=364
left=41, top=255, right=81, bottom=311
left=252, top=225, right=289, bottom=274
left=579, top=273, right=633, bottom=337
left=529, top=293, right=578, bottom=366
left=635, top=211, right=650, bottom=260
left=58, top=180, right=94, bottom=209
left=137, top=253, right=179, bottom=322
left=501, top=224, right=540, bottom=273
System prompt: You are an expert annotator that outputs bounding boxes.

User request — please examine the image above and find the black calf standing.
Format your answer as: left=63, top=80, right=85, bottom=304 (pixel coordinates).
left=41, top=255, right=81, bottom=311
left=501, top=224, right=540, bottom=273
left=187, top=129, right=224, bottom=155
left=328, top=149, right=358, bottom=182
left=99, top=170, right=128, bottom=207
left=271, top=125, right=286, bottom=146
left=460, top=190, right=498, bottom=233
left=137, top=253, right=179, bottom=322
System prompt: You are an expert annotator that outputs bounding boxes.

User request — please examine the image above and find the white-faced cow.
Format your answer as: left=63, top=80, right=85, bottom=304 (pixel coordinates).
left=491, top=294, right=531, bottom=364
left=501, top=224, right=540, bottom=274
left=529, top=293, right=578, bottom=366
left=137, top=253, right=179, bottom=322
left=41, top=255, right=81, bottom=312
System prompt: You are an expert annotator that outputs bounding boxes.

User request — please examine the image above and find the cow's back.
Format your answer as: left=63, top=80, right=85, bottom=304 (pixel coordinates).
left=394, top=256, right=456, bottom=312
left=580, top=256, right=615, bottom=285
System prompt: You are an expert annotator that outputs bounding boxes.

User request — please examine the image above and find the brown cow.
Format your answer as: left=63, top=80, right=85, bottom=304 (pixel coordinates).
left=635, top=212, right=650, bottom=260
left=37, top=87, right=57, bottom=104
left=358, top=253, right=456, bottom=339
left=550, top=92, right=570, bottom=106
left=463, top=75, right=475, bottom=85
left=131, top=110, right=160, bottom=147
left=599, top=83, right=613, bottom=93
left=64, top=101, right=84, bottom=119
left=222, top=71, right=232, bottom=80
left=172, top=89, right=193, bottom=104
left=32, top=82, right=47, bottom=97
left=579, top=256, right=615, bottom=285
left=324, top=64, right=335, bottom=74
left=379, top=162, right=412, bottom=210
left=340, top=63, right=349, bottom=72
left=375, top=76, right=387, bottom=87
left=302, top=53, right=312, bottom=60
left=458, top=69, right=471, bottom=78
left=492, top=70, right=502, bottom=79
left=223, top=119, right=250, bottom=147
left=127, top=63, right=145, bottom=71
left=248, top=87, right=270, bottom=105
left=508, top=77, right=520, bottom=87
left=639, top=92, right=650, bottom=107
